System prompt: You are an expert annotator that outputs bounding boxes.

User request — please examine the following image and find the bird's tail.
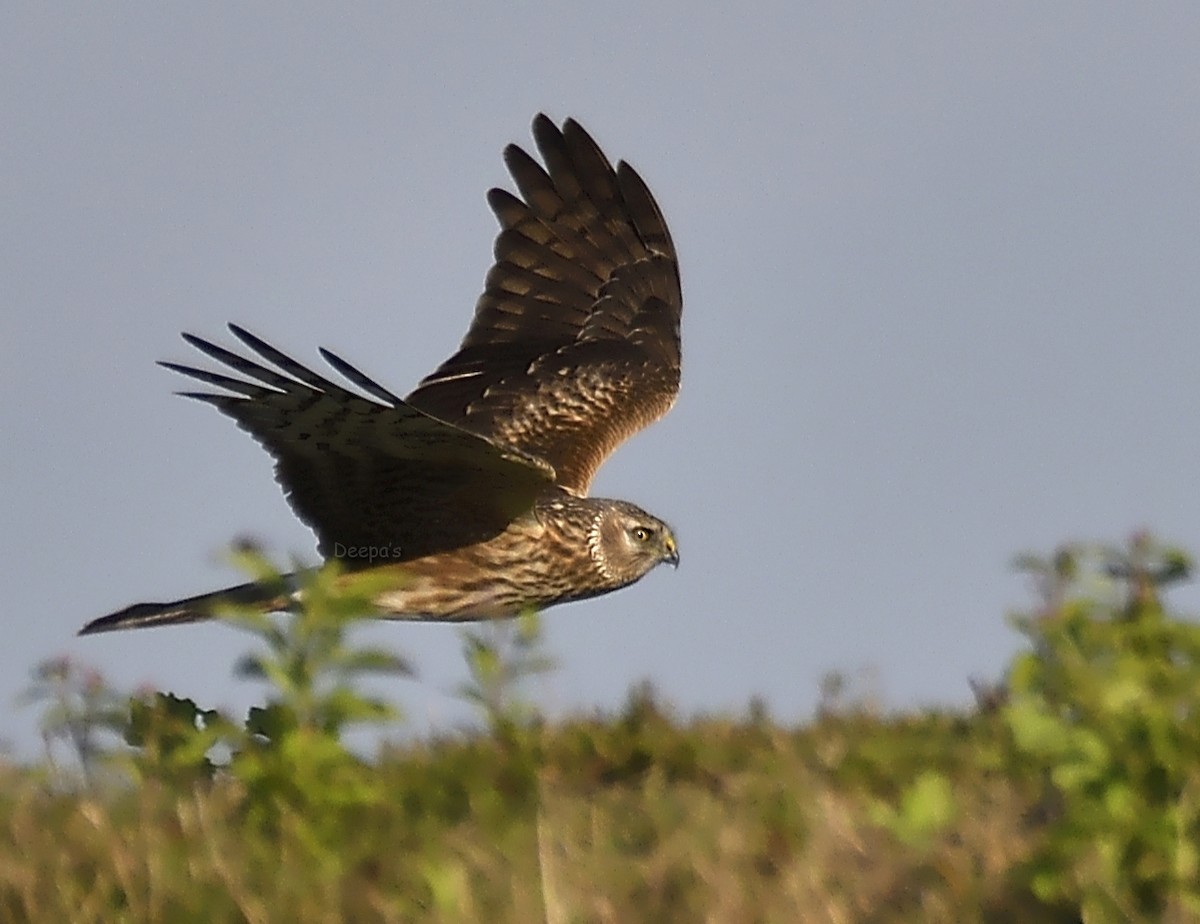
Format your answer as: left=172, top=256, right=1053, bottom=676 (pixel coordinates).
left=79, top=579, right=294, bottom=635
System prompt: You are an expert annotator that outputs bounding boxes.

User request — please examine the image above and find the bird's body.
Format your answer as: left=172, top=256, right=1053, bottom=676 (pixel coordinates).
left=371, top=494, right=677, bottom=620
left=82, top=115, right=682, bottom=636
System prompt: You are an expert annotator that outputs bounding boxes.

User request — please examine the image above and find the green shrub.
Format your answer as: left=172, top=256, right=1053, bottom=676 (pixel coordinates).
left=1005, top=534, right=1200, bottom=920
left=6, top=533, right=1199, bottom=921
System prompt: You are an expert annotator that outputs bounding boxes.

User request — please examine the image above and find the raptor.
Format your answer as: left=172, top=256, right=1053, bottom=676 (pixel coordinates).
left=82, top=115, right=681, bottom=635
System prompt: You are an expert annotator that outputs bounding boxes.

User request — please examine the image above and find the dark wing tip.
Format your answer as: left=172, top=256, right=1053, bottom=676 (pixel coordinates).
left=531, top=112, right=569, bottom=154
left=616, top=160, right=677, bottom=260
left=318, top=346, right=402, bottom=404
left=180, top=331, right=211, bottom=350
left=179, top=331, right=247, bottom=369
left=486, top=185, right=521, bottom=217
left=226, top=323, right=275, bottom=357
left=559, top=116, right=590, bottom=142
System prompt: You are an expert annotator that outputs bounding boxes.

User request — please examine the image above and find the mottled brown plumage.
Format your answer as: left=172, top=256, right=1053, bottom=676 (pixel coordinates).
left=81, top=115, right=681, bottom=636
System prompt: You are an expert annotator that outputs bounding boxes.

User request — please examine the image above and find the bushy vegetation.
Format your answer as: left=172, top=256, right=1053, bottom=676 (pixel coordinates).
left=3, top=535, right=1198, bottom=922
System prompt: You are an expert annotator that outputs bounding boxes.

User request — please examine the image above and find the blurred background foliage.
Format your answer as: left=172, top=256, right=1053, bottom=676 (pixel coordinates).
left=4, top=535, right=1198, bottom=923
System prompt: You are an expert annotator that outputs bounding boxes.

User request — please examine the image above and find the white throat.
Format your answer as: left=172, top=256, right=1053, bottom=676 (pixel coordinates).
left=587, top=514, right=614, bottom=581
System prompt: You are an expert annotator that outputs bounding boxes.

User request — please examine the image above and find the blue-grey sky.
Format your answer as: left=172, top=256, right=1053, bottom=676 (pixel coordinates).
left=4, top=5, right=1199, bottom=754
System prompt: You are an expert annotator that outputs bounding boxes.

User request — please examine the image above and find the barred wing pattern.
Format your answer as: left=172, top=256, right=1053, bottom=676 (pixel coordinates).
left=406, top=115, right=682, bottom=495
left=164, top=325, right=554, bottom=560
left=157, top=115, right=679, bottom=559
left=79, top=114, right=683, bottom=636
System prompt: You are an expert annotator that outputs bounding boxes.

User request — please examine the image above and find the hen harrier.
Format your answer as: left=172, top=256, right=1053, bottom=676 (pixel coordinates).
left=81, top=115, right=681, bottom=635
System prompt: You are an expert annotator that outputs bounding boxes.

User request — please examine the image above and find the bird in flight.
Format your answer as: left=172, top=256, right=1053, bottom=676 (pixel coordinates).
left=81, top=114, right=682, bottom=635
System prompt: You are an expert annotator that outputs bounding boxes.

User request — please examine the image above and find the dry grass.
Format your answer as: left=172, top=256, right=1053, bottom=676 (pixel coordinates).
left=11, top=536, right=1196, bottom=921
left=0, top=710, right=1066, bottom=924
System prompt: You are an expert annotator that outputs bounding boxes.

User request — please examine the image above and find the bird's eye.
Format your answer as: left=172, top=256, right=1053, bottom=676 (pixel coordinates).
left=632, top=526, right=652, bottom=542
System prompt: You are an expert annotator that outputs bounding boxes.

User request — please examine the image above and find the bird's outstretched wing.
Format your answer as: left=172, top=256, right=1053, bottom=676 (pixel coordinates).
left=406, top=114, right=682, bottom=496
left=164, top=325, right=555, bottom=560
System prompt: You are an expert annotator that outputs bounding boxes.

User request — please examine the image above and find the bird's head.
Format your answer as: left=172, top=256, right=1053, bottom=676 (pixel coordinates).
left=590, top=500, right=679, bottom=585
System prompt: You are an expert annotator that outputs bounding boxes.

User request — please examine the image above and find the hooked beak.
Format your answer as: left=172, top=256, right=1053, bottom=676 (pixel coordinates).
left=663, top=535, right=680, bottom=569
